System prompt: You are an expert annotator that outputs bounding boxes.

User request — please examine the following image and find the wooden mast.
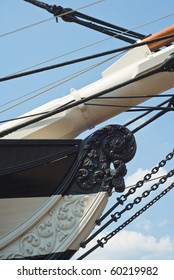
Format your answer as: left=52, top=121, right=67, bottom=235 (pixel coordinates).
left=142, top=25, right=174, bottom=51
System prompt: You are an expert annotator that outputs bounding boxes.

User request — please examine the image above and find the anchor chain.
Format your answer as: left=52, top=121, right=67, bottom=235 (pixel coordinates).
left=77, top=181, right=174, bottom=259
left=96, top=149, right=174, bottom=224
left=80, top=167, right=174, bottom=249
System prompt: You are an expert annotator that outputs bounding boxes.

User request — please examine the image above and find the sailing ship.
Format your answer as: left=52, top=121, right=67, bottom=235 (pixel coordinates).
left=0, top=0, right=174, bottom=259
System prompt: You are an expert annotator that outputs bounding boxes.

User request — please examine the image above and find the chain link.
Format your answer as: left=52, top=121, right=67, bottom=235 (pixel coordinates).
left=78, top=149, right=174, bottom=259
left=100, top=182, right=174, bottom=246
left=80, top=166, right=174, bottom=249
left=111, top=169, right=174, bottom=220
left=97, top=149, right=174, bottom=224
left=78, top=181, right=174, bottom=259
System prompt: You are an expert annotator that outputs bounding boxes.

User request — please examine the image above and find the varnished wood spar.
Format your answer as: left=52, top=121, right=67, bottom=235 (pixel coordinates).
left=143, top=25, right=174, bottom=51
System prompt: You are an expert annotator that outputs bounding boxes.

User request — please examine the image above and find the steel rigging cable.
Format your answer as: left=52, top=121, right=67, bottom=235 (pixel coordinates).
left=24, top=0, right=145, bottom=43
left=0, top=0, right=107, bottom=38
left=0, top=54, right=121, bottom=114
left=0, top=34, right=174, bottom=83
left=0, top=92, right=173, bottom=126
left=3, top=13, right=173, bottom=78
left=0, top=101, right=173, bottom=124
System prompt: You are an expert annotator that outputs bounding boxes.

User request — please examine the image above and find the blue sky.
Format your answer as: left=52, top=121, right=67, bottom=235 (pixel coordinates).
left=0, top=0, right=174, bottom=260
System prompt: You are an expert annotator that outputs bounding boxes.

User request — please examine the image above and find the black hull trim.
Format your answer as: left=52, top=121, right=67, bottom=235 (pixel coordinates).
left=19, top=250, right=76, bottom=260
left=0, top=125, right=136, bottom=198
left=0, top=139, right=81, bottom=198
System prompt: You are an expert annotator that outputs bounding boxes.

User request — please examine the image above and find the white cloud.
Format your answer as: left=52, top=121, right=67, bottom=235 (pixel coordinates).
left=158, top=219, right=169, bottom=227
left=73, top=167, right=174, bottom=260
left=124, top=167, right=173, bottom=199
left=74, top=230, right=174, bottom=260
left=134, top=217, right=152, bottom=232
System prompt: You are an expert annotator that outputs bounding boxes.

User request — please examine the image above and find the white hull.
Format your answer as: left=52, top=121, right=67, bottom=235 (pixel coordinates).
left=0, top=193, right=108, bottom=259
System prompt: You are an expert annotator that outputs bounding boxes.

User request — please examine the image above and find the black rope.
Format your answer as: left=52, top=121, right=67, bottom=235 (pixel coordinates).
left=0, top=111, right=49, bottom=124
left=1, top=34, right=174, bottom=83
left=96, top=93, right=174, bottom=99
left=70, top=10, right=145, bottom=39
left=85, top=102, right=174, bottom=111
left=124, top=98, right=171, bottom=126
left=59, top=13, right=136, bottom=44
left=0, top=95, right=172, bottom=125
left=132, top=98, right=174, bottom=133
left=0, top=105, right=171, bottom=124
left=24, top=0, right=145, bottom=43
left=24, top=0, right=63, bottom=15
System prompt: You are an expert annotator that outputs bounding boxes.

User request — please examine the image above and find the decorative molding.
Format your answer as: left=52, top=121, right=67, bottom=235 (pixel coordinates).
left=76, top=125, right=136, bottom=194
left=0, top=195, right=89, bottom=259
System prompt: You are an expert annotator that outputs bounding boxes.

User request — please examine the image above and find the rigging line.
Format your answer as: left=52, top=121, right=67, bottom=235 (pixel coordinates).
left=0, top=54, right=119, bottom=114
left=24, top=0, right=107, bottom=14
left=84, top=102, right=174, bottom=111
left=96, top=94, right=174, bottom=99
left=0, top=53, right=173, bottom=138
left=72, top=10, right=144, bottom=39
left=1, top=33, right=174, bottom=83
left=124, top=98, right=171, bottom=127
left=0, top=75, right=170, bottom=113
left=24, top=0, right=144, bottom=43
left=6, top=40, right=124, bottom=77
left=5, top=13, right=174, bottom=77
left=0, top=104, right=169, bottom=123
left=85, top=96, right=173, bottom=111
left=132, top=13, right=174, bottom=32
left=0, top=55, right=118, bottom=113
left=0, top=95, right=171, bottom=123
left=77, top=182, right=174, bottom=260
left=0, top=112, right=49, bottom=124
left=124, top=175, right=169, bottom=190
left=132, top=97, right=174, bottom=134
left=0, top=69, right=171, bottom=110
left=24, top=2, right=173, bottom=44
left=0, top=18, right=52, bottom=38
left=3, top=56, right=172, bottom=116
left=60, top=12, right=136, bottom=44
left=3, top=91, right=170, bottom=113
left=0, top=100, right=75, bottom=124
left=128, top=96, right=174, bottom=134
left=0, top=0, right=107, bottom=38
left=128, top=107, right=174, bottom=112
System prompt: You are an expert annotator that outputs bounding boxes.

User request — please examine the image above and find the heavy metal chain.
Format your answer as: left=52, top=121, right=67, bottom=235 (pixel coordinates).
left=77, top=181, right=174, bottom=259
left=80, top=167, right=174, bottom=250
left=80, top=149, right=174, bottom=248
left=97, top=149, right=174, bottom=224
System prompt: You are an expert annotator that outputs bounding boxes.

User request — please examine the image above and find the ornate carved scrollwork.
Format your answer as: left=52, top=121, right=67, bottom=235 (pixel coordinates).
left=0, top=195, right=88, bottom=259
left=76, top=125, right=136, bottom=194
